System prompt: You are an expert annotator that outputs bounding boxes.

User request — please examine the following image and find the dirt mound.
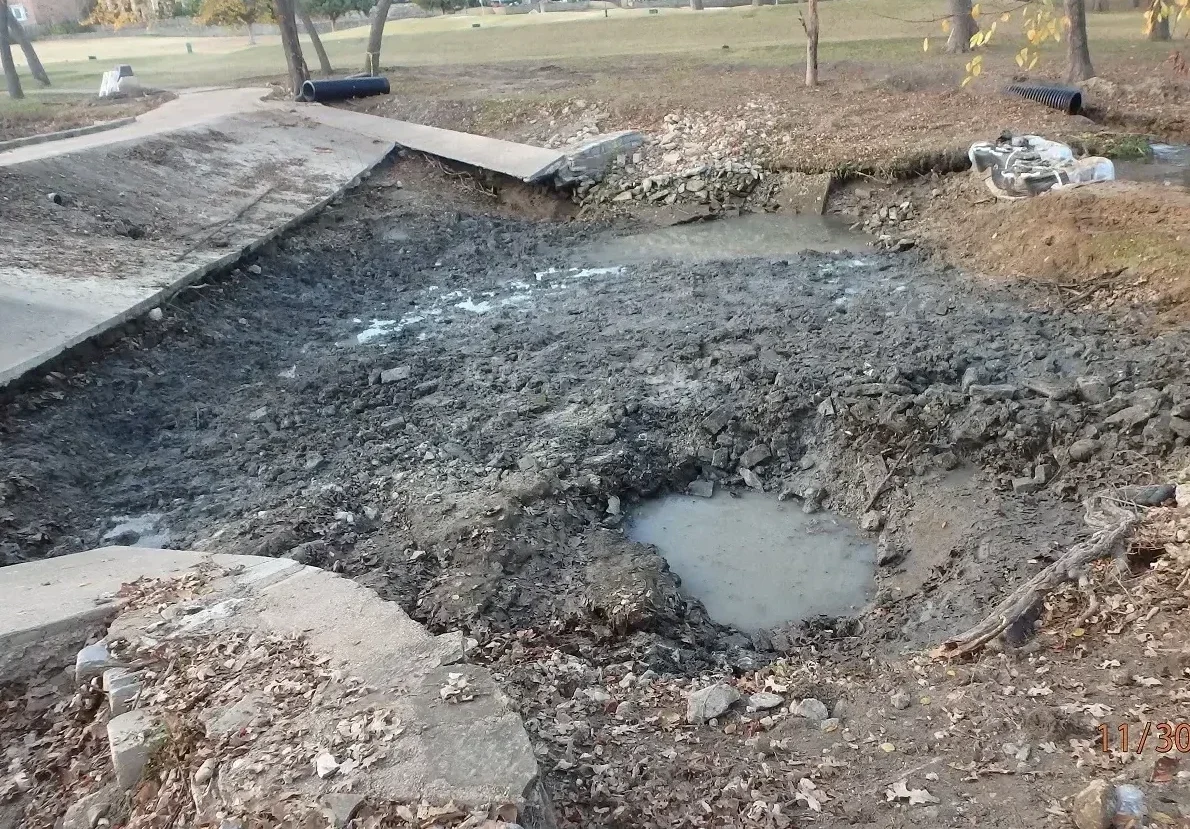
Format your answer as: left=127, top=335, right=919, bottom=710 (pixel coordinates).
left=919, top=180, right=1190, bottom=322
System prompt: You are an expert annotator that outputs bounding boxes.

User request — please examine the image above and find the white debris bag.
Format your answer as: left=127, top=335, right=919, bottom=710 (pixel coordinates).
left=968, top=133, right=1114, bottom=200
left=98, top=64, right=140, bottom=98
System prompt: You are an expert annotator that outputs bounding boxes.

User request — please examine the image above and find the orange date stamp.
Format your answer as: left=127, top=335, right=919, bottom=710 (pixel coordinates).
left=1099, top=722, right=1190, bottom=754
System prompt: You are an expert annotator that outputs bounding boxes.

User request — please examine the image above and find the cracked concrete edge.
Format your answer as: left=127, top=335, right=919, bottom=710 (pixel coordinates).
left=0, top=140, right=395, bottom=389
left=0, top=116, right=138, bottom=153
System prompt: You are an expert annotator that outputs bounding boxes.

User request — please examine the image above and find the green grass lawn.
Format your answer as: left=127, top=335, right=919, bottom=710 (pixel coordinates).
left=7, top=0, right=1170, bottom=92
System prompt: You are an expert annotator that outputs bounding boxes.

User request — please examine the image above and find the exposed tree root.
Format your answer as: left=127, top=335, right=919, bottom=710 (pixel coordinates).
left=932, top=494, right=1140, bottom=660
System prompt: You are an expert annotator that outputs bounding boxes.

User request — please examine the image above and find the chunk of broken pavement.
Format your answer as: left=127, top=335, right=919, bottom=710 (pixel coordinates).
left=739, top=444, right=771, bottom=469
left=76, top=643, right=112, bottom=684
left=108, top=710, right=166, bottom=789
left=380, top=366, right=411, bottom=384
left=686, top=682, right=740, bottom=724
left=739, top=467, right=763, bottom=491
left=1072, top=780, right=1116, bottom=829
left=686, top=479, right=714, bottom=498
left=793, top=697, right=829, bottom=722
left=1077, top=375, right=1111, bottom=404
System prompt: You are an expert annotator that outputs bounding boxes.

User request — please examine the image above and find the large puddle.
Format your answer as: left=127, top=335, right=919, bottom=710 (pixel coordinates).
left=628, top=491, right=875, bottom=631
left=1114, top=143, right=1190, bottom=188
left=578, top=212, right=867, bottom=265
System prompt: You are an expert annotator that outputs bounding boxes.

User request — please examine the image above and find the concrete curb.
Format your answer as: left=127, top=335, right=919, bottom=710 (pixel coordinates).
left=0, top=116, right=138, bottom=153
left=0, top=143, right=395, bottom=389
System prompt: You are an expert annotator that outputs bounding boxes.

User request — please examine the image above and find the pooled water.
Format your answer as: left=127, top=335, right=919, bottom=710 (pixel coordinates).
left=1113, top=143, right=1190, bottom=188
left=628, top=491, right=875, bottom=630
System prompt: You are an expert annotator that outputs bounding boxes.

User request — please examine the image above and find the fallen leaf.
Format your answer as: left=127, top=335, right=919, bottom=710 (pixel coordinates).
left=885, top=780, right=939, bottom=806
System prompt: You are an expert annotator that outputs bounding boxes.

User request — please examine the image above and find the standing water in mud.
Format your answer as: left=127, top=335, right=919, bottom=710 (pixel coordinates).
left=628, top=491, right=875, bottom=630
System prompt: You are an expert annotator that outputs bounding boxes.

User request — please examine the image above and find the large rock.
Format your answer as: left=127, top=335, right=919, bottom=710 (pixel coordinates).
left=687, top=683, right=741, bottom=724
left=107, top=709, right=166, bottom=789
left=1071, top=780, right=1116, bottom=829
left=793, top=698, right=830, bottom=722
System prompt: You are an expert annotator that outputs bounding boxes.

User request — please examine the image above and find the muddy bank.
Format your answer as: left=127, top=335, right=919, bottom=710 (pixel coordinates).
left=3, top=160, right=1190, bottom=668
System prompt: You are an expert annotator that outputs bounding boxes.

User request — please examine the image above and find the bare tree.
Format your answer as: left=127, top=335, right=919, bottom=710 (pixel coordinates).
left=1091, top=0, right=1109, bottom=11
left=945, top=0, right=978, bottom=52
left=273, top=0, right=309, bottom=94
left=690, top=0, right=703, bottom=10
left=298, top=2, right=332, bottom=74
left=6, top=5, right=48, bottom=86
left=1065, top=0, right=1094, bottom=80
left=803, top=0, right=818, bottom=86
left=1147, top=0, right=1170, bottom=39
left=0, top=0, right=21, bottom=99
left=363, top=0, right=393, bottom=74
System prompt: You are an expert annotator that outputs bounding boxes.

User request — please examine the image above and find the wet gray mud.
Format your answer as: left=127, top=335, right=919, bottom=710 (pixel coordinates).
left=4, top=158, right=1190, bottom=671
left=629, top=491, right=874, bottom=630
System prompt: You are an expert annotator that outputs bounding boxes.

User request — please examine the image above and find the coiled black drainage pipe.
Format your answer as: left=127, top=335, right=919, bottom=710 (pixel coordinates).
left=1007, top=83, right=1083, bottom=115
left=299, top=76, right=391, bottom=103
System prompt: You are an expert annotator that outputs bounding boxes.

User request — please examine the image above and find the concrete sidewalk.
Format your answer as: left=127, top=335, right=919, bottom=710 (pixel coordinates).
left=3, top=547, right=552, bottom=825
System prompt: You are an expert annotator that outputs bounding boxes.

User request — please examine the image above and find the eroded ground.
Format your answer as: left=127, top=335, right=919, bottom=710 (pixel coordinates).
left=4, top=156, right=1190, bottom=827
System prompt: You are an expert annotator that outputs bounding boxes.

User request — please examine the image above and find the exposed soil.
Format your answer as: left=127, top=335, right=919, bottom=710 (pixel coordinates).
left=0, top=92, right=173, bottom=144
left=4, top=156, right=1190, bottom=827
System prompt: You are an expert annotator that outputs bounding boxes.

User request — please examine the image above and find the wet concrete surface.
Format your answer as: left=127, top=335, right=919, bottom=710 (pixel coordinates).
left=628, top=491, right=874, bottom=630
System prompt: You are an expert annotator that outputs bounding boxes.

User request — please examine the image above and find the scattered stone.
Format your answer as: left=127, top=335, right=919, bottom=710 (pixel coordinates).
left=304, top=453, right=325, bottom=472
left=1012, top=475, right=1042, bottom=495
left=687, top=683, right=741, bottom=724
left=247, top=264, right=263, bottom=275
left=859, top=510, right=885, bottom=532
left=1169, top=416, right=1190, bottom=438
left=76, top=643, right=112, bottom=684
left=739, top=444, right=771, bottom=469
left=1068, top=439, right=1100, bottom=462
left=1105, top=405, right=1154, bottom=431
left=1178, top=483, right=1190, bottom=508
left=248, top=405, right=270, bottom=422
left=62, top=785, right=118, bottom=829
left=320, top=793, right=366, bottom=829
left=103, top=667, right=140, bottom=717
left=968, top=384, right=1017, bottom=401
left=876, top=535, right=904, bottom=566
left=199, top=691, right=269, bottom=737
left=1072, top=780, right=1116, bottom=829
left=148, top=307, right=164, bottom=322
left=701, top=405, right=732, bottom=435
left=194, top=757, right=216, bottom=785
left=1025, top=376, right=1076, bottom=400
left=739, top=467, right=764, bottom=491
left=1077, top=375, right=1111, bottom=404
left=687, top=480, right=714, bottom=498
left=819, top=717, right=840, bottom=733
left=793, top=698, right=829, bottom=722
left=107, top=710, right=166, bottom=789
left=606, top=495, right=622, bottom=515
left=1118, top=483, right=1176, bottom=506
left=315, top=751, right=340, bottom=779
left=380, top=366, right=412, bottom=384
left=748, top=692, right=784, bottom=711
left=890, top=691, right=911, bottom=710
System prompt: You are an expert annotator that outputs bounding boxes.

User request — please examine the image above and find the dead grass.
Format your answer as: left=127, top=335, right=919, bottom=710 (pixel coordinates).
left=0, top=92, right=170, bottom=144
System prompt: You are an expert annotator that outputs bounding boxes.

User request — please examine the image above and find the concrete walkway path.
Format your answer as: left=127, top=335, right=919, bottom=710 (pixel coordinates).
left=0, top=86, right=571, bottom=387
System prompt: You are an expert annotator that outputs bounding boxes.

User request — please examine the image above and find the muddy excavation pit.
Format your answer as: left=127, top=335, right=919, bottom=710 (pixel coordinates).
left=4, top=157, right=1190, bottom=825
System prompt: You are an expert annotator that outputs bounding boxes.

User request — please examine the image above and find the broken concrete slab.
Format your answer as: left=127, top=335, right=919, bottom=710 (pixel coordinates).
left=555, top=131, right=646, bottom=184
left=107, top=709, right=166, bottom=789
left=3, top=548, right=550, bottom=824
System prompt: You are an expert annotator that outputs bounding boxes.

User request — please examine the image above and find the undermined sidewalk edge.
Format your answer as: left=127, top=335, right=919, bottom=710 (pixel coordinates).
left=0, top=144, right=396, bottom=391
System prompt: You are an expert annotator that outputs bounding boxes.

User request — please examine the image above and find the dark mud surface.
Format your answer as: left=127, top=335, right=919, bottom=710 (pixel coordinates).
left=3, top=158, right=1190, bottom=666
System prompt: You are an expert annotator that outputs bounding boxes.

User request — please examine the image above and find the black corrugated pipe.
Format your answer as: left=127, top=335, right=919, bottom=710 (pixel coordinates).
left=1006, top=83, right=1083, bottom=115
left=299, top=76, right=391, bottom=103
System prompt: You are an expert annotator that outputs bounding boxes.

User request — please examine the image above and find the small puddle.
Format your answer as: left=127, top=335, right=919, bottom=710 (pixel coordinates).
left=1114, top=143, right=1190, bottom=188
left=628, top=491, right=875, bottom=631
left=577, top=213, right=868, bottom=265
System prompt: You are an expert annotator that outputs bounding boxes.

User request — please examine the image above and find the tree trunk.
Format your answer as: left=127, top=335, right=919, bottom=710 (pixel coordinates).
left=1091, top=0, right=1108, bottom=11
left=1148, top=0, right=1170, bottom=39
left=363, top=0, right=393, bottom=74
left=690, top=0, right=703, bottom=10
left=299, top=3, right=332, bottom=74
left=944, top=0, right=978, bottom=52
left=804, top=0, right=818, bottom=86
left=273, top=0, right=309, bottom=94
left=6, top=7, right=49, bottom=86
left=1065, top=0, right=1094, bottom=81
left=246, top=20, right=256, bottom=43
left=0, top=0, right=22, bottom=100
